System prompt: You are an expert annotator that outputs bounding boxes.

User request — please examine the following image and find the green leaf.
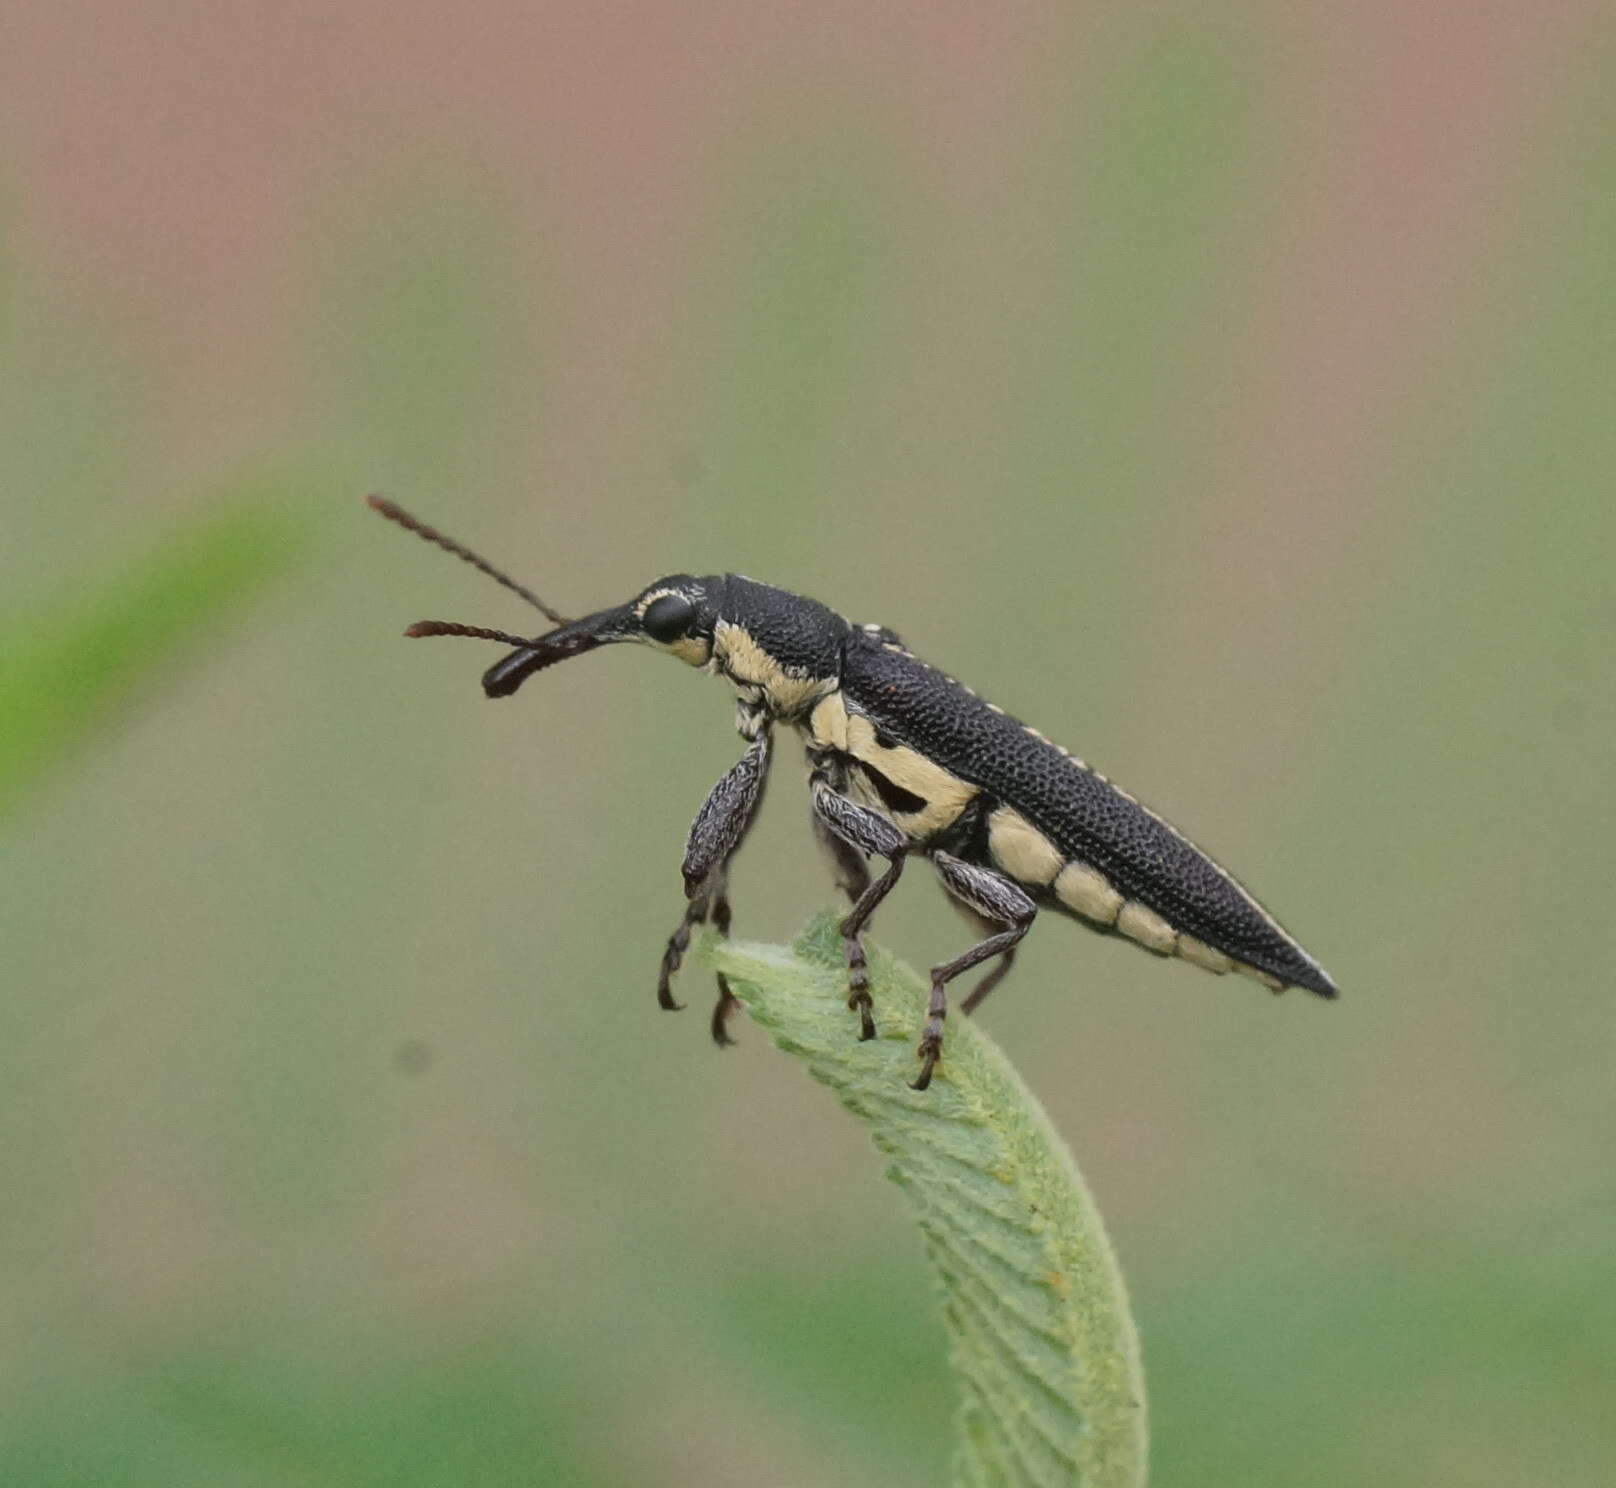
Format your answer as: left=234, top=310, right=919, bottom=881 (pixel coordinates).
left=0, top=489, right=311, bottom=821
left=703, top=911, right=1148, bottom=1488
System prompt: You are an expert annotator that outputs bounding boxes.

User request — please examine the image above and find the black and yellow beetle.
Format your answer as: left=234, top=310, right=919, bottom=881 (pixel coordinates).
left=370, top=497, right=1336, bottom=1089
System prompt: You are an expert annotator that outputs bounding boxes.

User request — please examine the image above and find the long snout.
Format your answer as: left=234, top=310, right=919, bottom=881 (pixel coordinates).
left=481, top=603, right=639, bottom=698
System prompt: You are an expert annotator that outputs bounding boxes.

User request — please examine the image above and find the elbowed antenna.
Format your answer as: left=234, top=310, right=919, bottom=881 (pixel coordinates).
left=365, top=494, right=572, bottom=626
left=404, top=621, right=535, bottom=646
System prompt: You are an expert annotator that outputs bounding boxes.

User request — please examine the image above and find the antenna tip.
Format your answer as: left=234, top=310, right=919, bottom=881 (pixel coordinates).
left=403, top=621, right=437, bottom=638
left=366, top=493, right=399, bottom=517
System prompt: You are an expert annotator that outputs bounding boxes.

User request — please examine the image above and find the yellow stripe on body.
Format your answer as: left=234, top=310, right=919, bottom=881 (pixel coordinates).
left=987, top=805, right=1063, bottom=886
left=1177, top=935, right=1234, bottom=975
left=713, top=619, right=833, bottom=716
left=1054, top=861, right=1124, bottom=924
left=804, top=691, right=978, bottom=841
left=1116, top=901, right=1178, bottom=955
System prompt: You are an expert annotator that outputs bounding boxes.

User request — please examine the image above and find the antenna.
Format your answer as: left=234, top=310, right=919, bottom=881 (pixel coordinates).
left=403, top=621, right=536, bottom=645
left=366, top=495, right=572, bottom=626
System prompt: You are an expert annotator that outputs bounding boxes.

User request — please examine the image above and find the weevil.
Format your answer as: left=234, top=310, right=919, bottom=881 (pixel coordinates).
left=369, top=496, right=1336, bottom=1089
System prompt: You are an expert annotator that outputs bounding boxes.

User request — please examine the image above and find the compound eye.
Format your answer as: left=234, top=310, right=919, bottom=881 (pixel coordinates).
left=642, top=593, right=697, bottom=644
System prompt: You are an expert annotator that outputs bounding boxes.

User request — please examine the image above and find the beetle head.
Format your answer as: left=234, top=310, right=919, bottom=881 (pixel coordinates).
left=478, top=575, right=724, bottom=697
left=369, top=496, right=736, bottom=698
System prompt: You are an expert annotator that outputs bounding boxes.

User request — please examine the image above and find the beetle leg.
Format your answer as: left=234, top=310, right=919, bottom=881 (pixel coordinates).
left=959, top=946, right=1017, bottom=1016
left=707, top=885, right=740, bottom=1047
left=681, top=731, right=772, bottom=894
left=657, top=892, right=707, bottom=1012
left=812, top=809, right=873, bottom=904
left=659, top=733, right=772, bottom=1019
left=939, top=889, right=1021, bottom=1016
left=916, top=852, right=1037, bottom=1089
left=810, top=784, right=908, bottom=1040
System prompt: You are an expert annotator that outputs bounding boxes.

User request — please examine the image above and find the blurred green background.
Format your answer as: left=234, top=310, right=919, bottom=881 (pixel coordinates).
left=3, top=6, right=1613, bottom=1485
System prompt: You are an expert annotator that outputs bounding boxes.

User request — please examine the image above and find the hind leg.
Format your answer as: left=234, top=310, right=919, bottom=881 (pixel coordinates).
left=938, top=881, right=1024, bottom=1015
left=915, top=852, right=1037, bottom=1090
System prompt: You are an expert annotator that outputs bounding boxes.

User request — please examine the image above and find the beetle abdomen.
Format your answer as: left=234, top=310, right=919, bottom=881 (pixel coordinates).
left=839, top=628, right=1336, bottom=997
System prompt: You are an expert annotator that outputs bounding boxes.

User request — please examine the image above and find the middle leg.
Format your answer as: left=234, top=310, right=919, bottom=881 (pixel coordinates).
left=810, top=783, right=908, bottom=1041
left=812, top=808, right=873, bottom=906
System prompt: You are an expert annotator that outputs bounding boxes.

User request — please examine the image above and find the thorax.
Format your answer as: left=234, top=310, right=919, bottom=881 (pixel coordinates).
left=711, top=616, right=837, bottom=726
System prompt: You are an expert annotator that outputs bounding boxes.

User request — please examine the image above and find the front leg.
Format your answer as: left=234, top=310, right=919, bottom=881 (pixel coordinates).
left=707, top=882, right=740, bottom=1047
left=655, top=869, right=742, bottom=1043
left=811, top=783, right=908, bottom=1041
left=656, top=890, right=710, bottom=1012
left=681, top=731, right=772, bottom=894
left=658, top=731, right=772, bottom=1025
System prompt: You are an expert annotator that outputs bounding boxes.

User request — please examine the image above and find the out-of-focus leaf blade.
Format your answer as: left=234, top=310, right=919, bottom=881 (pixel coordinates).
left=0, top=492, right=311, bottom=820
